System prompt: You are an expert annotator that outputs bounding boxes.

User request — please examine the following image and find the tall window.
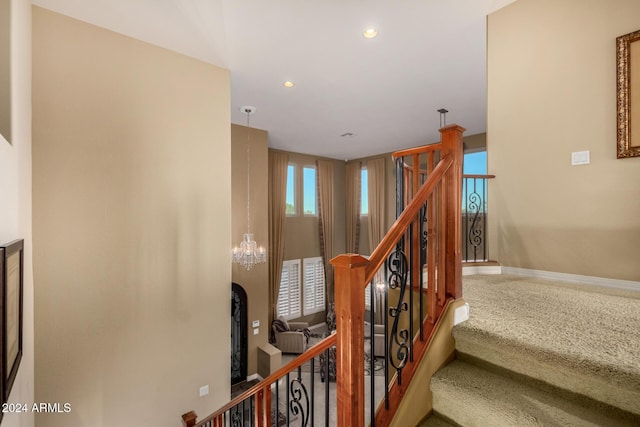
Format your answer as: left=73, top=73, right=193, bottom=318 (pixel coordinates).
left=278, top=260, right=301, bottom=319
left=303, top=257, right=325, bottom=315
left=286, top=164, right=296, bottom=216
left=361, top=168, right=368, bottom=215
left=303, top=166, right=317, bottom=215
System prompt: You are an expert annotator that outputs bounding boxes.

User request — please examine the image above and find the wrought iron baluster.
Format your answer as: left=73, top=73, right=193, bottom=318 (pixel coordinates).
left=286, top=373, right=290, bottom=426
left=310, top=357, right=315, bottom=426
left=289, top=367, right=310, bottom=426
left=386, top=246, right=409, bottom=385
left=324, top=347, right=330, bottom=427
left=369, top=281, right=375, bottom=427
left=467, top=178, right=483, bottom=262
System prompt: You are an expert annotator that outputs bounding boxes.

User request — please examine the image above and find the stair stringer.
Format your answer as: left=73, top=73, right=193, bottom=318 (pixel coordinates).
left=388, top=298, right=467, bottom=427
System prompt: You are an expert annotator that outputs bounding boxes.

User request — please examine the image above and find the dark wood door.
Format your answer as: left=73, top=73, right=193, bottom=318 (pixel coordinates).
left=231, top=282, right=248, bottom=385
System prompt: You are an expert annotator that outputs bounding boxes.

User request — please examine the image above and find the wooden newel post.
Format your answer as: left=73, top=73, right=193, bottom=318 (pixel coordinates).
left=182, top=411, right=197, bottom=427
left=331, top=254, right=369, bottom=427
left=440, top=124, right=465, bottom=299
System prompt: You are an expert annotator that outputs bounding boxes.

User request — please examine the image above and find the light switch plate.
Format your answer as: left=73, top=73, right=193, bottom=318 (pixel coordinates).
left=199, top=385, right=209, bottom=397
left=252, top=320, right=260, bottom=328
left=571, top=150, right=590, bottom=165
left=253, top=328, right=259, bottom=335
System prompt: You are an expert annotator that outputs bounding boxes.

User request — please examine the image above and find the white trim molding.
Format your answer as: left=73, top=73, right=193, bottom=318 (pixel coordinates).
left=502, top=267, right=640, bottom=292
left=463, top=265, right=502, bottom=276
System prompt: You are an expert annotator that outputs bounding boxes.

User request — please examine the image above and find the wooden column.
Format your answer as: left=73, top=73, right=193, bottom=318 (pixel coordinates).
left=331, top=254, right=369, bottom=427
left=440, top=124, right=465, bottom=299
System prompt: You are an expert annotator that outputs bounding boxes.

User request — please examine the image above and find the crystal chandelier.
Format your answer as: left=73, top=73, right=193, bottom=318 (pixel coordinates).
left=232, top=106, right=267, bottom=271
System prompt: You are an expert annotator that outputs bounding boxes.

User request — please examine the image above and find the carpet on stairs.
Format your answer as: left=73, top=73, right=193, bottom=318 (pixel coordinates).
left=425, top=274, right=640, bottom=426
left=452, top=274, right=640, bottom=416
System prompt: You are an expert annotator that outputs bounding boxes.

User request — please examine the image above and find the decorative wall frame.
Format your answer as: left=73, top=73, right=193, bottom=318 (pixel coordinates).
left=0, top=239, right=24, bottom=404
left=0, top=244, right=4, bottom=421
left=616, top=29, right=640, bottom=158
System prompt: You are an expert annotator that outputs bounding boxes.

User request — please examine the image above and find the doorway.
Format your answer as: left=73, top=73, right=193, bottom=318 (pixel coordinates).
left=231, top=282, right=248, bottom=386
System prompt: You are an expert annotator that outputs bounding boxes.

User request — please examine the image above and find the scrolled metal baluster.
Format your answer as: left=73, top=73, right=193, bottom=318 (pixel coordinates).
left=420, top=201, right=428, bottom=266
left=230, top=405, right=243, bottom=427
left=289, top=373, right=310, bottom=426
left=386, top=247, right=410, bottom=384
left=467, top=190, right=483, bottom=257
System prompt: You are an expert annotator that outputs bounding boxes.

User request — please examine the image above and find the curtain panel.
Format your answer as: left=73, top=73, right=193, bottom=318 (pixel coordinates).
left=367, top=157, right=386, bottom=323
left=345, top=161, right=361, bottom=254
left=317, top=160, right=334, bottom=302
left=268, top=151, right=289, bottom=328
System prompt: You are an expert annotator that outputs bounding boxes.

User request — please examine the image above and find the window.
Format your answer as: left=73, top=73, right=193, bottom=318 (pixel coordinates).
left=463, top=151, right=487, bottom=175
left=278, top=260, right=301, bottom=319
left=361, top=168, right=368, bottom=215
left=286, top=164, right=296, bottom=216
left=303, top=257, right=325, bottom=315
left=278, top=257, right=326, bottom=319
left=303, top=166, right=317, bottom=215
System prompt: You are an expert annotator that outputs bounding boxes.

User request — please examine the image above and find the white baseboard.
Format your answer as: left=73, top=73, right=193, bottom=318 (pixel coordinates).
left=502, top=267, right=640, bottom=292
left=463, top=265, right=502, bottom=276
left=246, top=373, right=262, bottom=382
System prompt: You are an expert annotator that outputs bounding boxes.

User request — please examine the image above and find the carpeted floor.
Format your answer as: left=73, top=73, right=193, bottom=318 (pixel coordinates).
left=461, top=275, right=640, bottom=381
left=454, top=274, right=640, bottom=416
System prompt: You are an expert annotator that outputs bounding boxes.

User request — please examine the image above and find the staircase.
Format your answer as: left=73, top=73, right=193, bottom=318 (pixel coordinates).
left=423, top=274, right=640, bottom=426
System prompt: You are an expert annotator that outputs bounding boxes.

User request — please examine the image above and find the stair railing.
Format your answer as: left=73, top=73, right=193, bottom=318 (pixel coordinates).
left=182, top=334, right=337, bottom=427
left=332, top=124, right=464, bottom=426
left=462, top=174, right=495, bottom=262
left=181, top=124, right=464, bottom=427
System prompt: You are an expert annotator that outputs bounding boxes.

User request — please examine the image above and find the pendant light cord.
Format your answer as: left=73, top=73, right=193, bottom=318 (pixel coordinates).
left=246, top=110, right=251, bottom=235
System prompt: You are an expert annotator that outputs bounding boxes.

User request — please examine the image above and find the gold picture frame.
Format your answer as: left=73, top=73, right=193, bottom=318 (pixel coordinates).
left=616, top=29, right=640, bottom=158
left=0, top=239, right=23, bottom=404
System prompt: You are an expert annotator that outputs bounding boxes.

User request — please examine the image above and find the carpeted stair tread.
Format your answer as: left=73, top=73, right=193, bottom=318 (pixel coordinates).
left=431, top=359, right=639, bottom=427
left=453, top=275, right=640, bottom=415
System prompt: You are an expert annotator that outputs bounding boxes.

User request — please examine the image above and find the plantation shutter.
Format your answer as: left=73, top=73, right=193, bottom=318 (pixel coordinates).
left=278, top=260, right=301, bottom=319
left=303, top=257, right=325, bottom=315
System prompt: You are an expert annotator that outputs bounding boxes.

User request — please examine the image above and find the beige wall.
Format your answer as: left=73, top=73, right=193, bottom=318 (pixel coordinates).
left=231, top=124, right=268, bottom=376
left=32, top=7, right=231, bottom=426
left=487, top=0, right=640, bottom=282
left=0, top=1, right=34, bottom=426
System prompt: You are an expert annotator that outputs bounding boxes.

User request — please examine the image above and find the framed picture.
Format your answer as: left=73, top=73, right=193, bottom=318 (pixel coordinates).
left=0, top=244, right=4, bottom=420
left=616, top=29, right=640, bottom=158
left=0, top=239, right=24, bottom=404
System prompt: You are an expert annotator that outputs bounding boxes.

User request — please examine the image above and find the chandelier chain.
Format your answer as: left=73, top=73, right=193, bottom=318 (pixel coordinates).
left=246, top=111, right=251, bottom=235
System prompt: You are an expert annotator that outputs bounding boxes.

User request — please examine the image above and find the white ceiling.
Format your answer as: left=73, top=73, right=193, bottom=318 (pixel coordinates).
left=31, top=0, right=517, bottom=160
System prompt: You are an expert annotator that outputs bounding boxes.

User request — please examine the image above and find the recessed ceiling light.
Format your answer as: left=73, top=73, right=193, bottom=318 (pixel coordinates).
left=363, top=28, right=378, bottom=39
left=283, top=81, right=295, bottom=88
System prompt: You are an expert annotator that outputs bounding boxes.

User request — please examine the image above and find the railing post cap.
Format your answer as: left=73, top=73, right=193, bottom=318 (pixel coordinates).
left=330, top=253, right=369, bottom=268
left=182, top=411, right=197, bottom=427
left=439, top=123, right=466, bottom=133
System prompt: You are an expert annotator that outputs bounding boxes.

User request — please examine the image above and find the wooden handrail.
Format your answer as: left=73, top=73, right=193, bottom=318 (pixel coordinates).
left=185, top=333, right=337, bottom=426
left=463, top=174, right=495, bottom=179
left=182, top=124, right=465, bottom=427
left=392, top=142, right=442, bottom=158
left=365, top=154, right=453, bottom=284
left=331, top=123, right=464, bottom=427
